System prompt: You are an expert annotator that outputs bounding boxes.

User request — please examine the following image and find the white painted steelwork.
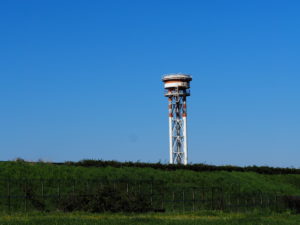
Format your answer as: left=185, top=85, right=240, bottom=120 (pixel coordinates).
left=164, top=81, right=189, bottom=89
left=162, top=73, right=192, bottom=165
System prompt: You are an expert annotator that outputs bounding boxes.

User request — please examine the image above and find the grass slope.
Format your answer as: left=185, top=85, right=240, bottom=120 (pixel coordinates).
left=0, top=212, right=300, bottom=225
left=0, top=161, right=300, bottom=195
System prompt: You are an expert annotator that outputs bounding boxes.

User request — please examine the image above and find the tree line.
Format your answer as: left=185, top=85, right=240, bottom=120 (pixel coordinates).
left=58, top=160, right=300, bottom=175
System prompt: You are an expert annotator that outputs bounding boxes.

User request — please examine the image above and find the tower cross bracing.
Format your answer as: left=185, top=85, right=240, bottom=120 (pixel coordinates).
left=162, top=74, right=192, bottom=165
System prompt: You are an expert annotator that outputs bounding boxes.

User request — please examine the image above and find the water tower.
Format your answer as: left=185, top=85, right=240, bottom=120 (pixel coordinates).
left=162, top=74, right=192, bottom=165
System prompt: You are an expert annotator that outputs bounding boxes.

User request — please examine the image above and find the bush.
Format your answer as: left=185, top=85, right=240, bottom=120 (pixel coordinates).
left=282, top=196, right=300, bottom=213
left=58, top=185, right=153, bottom=213
left=62, top=159, right=300, bottom=175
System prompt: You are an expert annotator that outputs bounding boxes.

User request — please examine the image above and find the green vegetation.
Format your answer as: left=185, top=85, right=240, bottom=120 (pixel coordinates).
left=0, top=160, right=300, bottom=213
left=63, top=159, right=300, bottom=175
left=0, top=211, right=300, bottom=225
left=1, top=160, right=300, bottom=195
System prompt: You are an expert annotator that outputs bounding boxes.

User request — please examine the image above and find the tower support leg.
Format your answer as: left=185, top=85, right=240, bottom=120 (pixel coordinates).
left=169, top=117, right=173, bottom=164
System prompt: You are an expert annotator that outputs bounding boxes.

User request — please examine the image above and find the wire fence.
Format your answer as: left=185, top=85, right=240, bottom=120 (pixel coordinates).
left=0, top=179, right=287, bottom=213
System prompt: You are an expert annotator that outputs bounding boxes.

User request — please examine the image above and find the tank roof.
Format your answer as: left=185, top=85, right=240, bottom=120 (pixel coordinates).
left=162, top=73, right=192, bottom=82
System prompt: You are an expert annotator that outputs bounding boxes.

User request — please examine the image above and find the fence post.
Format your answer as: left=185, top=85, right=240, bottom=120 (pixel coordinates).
left=192, top=190, right=195, bottom=212
left=237, top=188, right=240, bottom=211
left=86, top=181, right=89, bottom=196
left=182, top=190, right=185, bottom=212
left=202, top=188, right=205, bottom=210
left=72, top=179, right=76, bottom=205
left=24, top=180, right=27, bottom=212
left=41, top=180, right=44, bottom=201
left=211, top=187, right=214, bottom=210
left=275, top=194, right=278, bottom=212
left=73, top=180, right=75, bottom=195
left=161, top=190, right=164, bottom=210
left=228, top=192, right=231, bottom=211
left=138, top=182, right=141, bottom=194
left=7, top=180, right=11, bottom=213
left=220, top=187, right=224, bottom=210
left=40, top=180, right=44, bottom=212
left=172, top=192, right=175, bottom=212
left=57, top=182, right=60, bottom=200
left=150, top=182, right=153, bottom=207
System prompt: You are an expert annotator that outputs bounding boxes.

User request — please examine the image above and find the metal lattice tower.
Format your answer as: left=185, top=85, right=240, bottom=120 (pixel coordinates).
left=162, top=74, right=192, bottom=165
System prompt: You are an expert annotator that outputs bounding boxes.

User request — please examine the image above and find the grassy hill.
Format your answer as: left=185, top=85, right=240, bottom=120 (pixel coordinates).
left=0, top=160, right=300, bottom=195
left=0, top=160, right=299, bottom=220
left=0, top=160, right=300, bottom=213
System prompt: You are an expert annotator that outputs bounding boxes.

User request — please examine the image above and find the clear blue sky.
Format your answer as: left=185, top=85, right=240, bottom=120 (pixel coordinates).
left=0, top=0, right=299, bottom=167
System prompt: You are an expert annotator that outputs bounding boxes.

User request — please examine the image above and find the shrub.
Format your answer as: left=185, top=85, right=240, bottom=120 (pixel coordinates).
left=58, top=185, right=153, bottom=213
left=282, top=196, right=300, bottom=213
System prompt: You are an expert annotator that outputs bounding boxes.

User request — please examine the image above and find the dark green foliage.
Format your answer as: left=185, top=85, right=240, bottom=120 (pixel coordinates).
left=58, top=186, right=152, bottom=213
left=282, top=196, right=300, bottom=213
left=23, top=182, right=46, bottom=211
left=1, top=160, right=300, bottom=214
left=62, top=160, right=300, bottom=175
left=1, top=160, right=300, bottom=196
